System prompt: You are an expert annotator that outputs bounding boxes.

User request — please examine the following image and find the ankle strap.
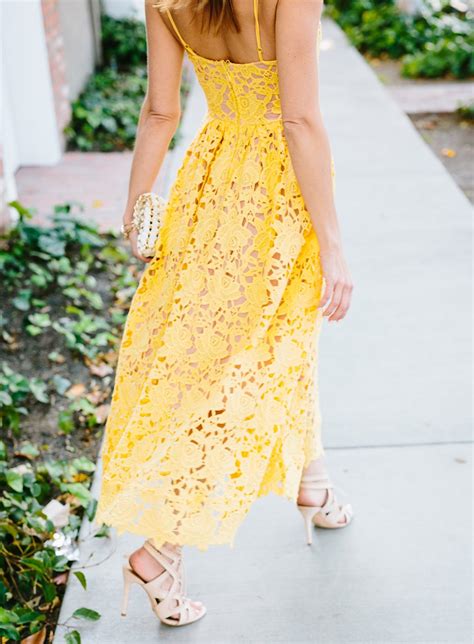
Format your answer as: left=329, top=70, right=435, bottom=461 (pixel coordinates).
left=144, top=540, right=182, bottom=563
left=300, top=474, right=334, bottom=491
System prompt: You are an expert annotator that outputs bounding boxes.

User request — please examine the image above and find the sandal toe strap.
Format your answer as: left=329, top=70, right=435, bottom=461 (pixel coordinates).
left=156, top=592, right=202, bottom=625
left=321, top=489, right=351, bottom=522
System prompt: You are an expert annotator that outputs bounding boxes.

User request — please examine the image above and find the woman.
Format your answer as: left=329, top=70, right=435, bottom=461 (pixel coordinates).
left=95, top=0, right=354, bottom=627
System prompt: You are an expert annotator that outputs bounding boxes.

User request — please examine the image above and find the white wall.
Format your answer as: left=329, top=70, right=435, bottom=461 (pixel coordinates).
left=58, top=0, right=98, bottom=100
left=3, top=0, right=62, bottom=166
left=2, top=75, right=19, bottom=202
left=102, top=0, right=145, bottom=20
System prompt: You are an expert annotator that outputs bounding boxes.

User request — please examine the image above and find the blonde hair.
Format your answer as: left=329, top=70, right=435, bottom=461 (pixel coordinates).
left=151, top=0, right=240, bottom=32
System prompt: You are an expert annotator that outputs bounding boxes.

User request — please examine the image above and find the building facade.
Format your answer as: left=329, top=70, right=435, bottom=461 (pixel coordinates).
left=1, top=0, right=102, bottom=224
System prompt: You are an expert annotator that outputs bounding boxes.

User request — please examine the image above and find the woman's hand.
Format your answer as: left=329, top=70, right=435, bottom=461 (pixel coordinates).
left=318, top=248, right=353, bottom=322
left=127, top=229, right=152, bottom=264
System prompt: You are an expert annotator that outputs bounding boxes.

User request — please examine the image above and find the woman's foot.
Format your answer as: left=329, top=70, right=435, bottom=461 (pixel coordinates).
left=297, top=456, right=352, bottom=526
left=128, top=541, right=203, bottom=620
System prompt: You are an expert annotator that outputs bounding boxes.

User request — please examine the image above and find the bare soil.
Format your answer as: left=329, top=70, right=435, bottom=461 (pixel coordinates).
left=1, top=251, right=138, bottom=466
left=410, top=112, right=474, bottom=203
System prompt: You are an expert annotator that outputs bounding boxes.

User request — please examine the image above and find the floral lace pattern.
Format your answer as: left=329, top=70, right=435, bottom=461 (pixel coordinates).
left=95, top=24, right=329, bottom=550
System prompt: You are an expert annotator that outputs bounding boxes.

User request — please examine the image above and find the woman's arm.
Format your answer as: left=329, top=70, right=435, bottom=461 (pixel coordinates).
left=276, top=0, right=353, bottom=322
left=123, top=2, right=184, bottom=261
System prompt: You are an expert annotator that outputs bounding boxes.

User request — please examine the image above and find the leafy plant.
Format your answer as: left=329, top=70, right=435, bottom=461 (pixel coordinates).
left=0, top=202, right=131, bottom=363
left=0, top=364, right=48, bottom=435
left=457, top=101, right=474, bottom=121
left=65, top=14, right=191, bottom=152
left=65, top=67, right=148, bottom=152
left=1, top=203, right=103, bottom=292
left=402, top=32, right=474, bottom=78
left=0, top=442, right=101, bottom=641
left=58, top=398, right=107, bottom=435
left=325, top=0, right=474, bottom=78
left=101, top=14, right=147, bottom=70
left=53, top=312, right=116, bottom=361
left=0, top=201, right=141, bottom=639
left=66, top=66, right=190, bottom=152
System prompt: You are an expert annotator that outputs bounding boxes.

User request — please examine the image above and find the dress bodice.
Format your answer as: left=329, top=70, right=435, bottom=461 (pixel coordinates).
left=189, top=55, right=282, bottom=125
left=166, top=3, right=321, bottom=126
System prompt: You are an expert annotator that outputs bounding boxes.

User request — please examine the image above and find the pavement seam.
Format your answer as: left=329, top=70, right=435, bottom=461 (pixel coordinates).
left=326, top=440, right=473, bottom=450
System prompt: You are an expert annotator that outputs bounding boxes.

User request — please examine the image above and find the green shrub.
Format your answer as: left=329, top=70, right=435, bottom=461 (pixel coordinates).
left=0, top=202, right=138, bottom=639
left=101, top=14, right=147, bottom=70
left=65, top=68, right=147, bottom=152
left=457, top=101, right=474, bottom=121
left=0, top=441, right=101, bottom=641
left=402, top=32, right=474, bottom=78
left=325, top=0, right=474, bottom=78
left=65, top=15, right=191, bottom=152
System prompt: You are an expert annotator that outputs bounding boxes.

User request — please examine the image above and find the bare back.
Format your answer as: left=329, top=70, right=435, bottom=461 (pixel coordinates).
left=161, top=0, right=279, bottom=64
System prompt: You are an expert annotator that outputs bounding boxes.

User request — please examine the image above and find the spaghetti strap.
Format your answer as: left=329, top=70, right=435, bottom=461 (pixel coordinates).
left=166, top=10, right=194, bottom=55
left=253, top=0, right=264, bottom=62
left=168, top=4, right=265, bottom=63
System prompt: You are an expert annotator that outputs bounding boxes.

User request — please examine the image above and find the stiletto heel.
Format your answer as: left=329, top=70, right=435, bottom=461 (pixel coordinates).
left=120, top=566, right=133, bottom=616
left=297, top=505, right=319, bottom=545
left=297, top=473, right=354, bottom=544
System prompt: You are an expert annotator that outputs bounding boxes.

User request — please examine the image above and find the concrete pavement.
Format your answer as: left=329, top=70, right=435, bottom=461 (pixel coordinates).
left=54, top=19, right=472, bottom=644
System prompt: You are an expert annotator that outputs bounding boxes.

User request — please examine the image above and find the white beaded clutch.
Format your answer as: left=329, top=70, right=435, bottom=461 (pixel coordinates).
left=131, top=192, right=167, bottom=258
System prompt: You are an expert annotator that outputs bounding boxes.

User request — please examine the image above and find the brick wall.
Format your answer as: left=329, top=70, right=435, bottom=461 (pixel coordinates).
left=41, top=0, right=71, bottom=142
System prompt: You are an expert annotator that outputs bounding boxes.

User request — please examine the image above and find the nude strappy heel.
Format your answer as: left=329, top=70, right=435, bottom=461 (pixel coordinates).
left=297, top=474, right=354, bottom=545
left=121, top=540, right=206, bottom=626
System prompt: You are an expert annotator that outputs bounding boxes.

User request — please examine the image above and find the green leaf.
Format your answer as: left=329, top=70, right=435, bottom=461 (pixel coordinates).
left=65, top=630, right=81, bottom=644
left=8, top=200, right=33, bottom=219
left=0, top=606, right=19, bottom=624
left=0, top=522, right=19, bottom=539
left=58, top=409, right=75, bottom=434
left=38, top=233, right=66, bottom=257
left=0, top=624, right=20, bottom=640
left=61, top=482, right=92, bottom=507
left=16, top=441, right=40, bottom=460
left=2, top=362, right=14, bottom=377
left=30, top=378, right=49, bottom=403
left=53, top=375, right=72, bottom=395
left=21, top=557, right=45, bottom=573
left=48, top=351, right=65, bottom=363
left=28, top=312, right=51, bottom=328
left=53, top=554, right=70, bottom=572
left=93, top=523, right=110, bottom=539
left=26, top=325, right=43, bottom=336
left=86, top=498, right=98, bottom=522
left=86, top=291, right=103, bottom=309
left=0, top=390, right=13, bottom=406
left=73, top=571, right=87, bottom=590
left=72, top=456, right=96, bottom=472
left=0, top=440, right=6, bottom=460
left=31, top=482, right=42, bottom=497
left=12, top=289, right=32, bottom=311
left=44, top=460, right=66, bottom=480
left=6, top=470, right=23, bottom=492
left=15, top=609, right=44, bottom=625
left=72, top=607, right=101, bottom=621
left=42, top=580, right=57, bottom=602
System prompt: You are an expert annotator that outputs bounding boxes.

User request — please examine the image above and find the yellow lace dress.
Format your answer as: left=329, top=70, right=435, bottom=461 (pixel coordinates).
left=95, top=3, right=327, bottom=550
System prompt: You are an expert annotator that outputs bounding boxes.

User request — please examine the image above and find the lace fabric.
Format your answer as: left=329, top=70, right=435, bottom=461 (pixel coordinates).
left=95, top=12, right=330, bottom=550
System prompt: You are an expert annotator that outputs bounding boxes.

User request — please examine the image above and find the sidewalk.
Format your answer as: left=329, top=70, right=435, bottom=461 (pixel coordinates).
left=16, top=150, right=170, bottom=231
left=54, top=19, right=472, bottom=644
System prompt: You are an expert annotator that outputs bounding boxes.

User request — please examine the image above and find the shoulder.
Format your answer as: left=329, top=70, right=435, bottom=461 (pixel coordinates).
left=276, top=0, right=324, bottom=10
left=275, top=0, right=324, bottom=27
